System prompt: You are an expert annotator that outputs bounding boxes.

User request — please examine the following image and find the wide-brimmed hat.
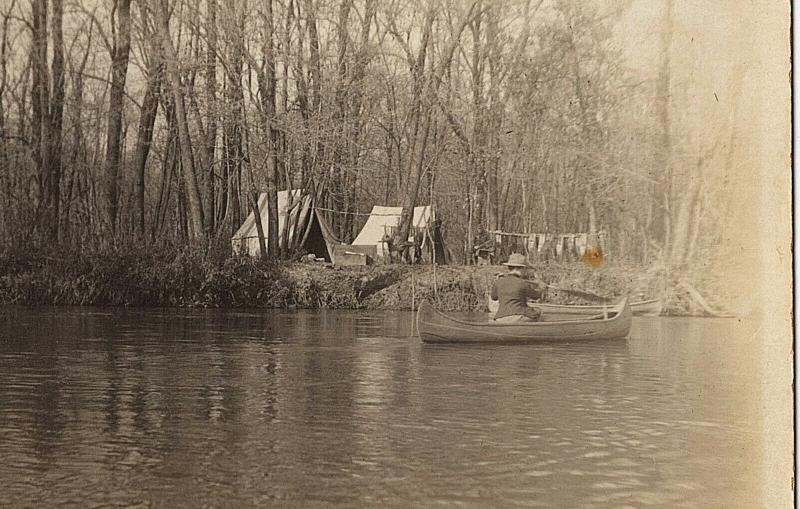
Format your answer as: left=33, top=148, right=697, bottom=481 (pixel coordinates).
left=502, top=253, right=529, bottom=268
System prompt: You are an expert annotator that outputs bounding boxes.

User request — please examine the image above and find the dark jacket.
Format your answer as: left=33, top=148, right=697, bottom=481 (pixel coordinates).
left=491, top=274, right=543, bottom=320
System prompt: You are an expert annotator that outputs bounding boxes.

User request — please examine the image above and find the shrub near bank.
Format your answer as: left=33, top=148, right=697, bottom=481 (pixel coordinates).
left=0, top=244, right=295, bottom=307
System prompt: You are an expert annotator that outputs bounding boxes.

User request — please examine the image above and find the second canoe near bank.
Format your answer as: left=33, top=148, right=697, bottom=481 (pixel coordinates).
left=538, top=298, right=662, bottom=317
left=487, top=298, right=662, bottom=317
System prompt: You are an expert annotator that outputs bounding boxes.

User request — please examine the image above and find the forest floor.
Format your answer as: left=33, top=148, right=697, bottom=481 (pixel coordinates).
left=0, top=245, right=722, bottom=315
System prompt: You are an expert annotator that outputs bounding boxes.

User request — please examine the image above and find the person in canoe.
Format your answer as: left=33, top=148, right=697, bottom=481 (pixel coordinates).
left=491, top=253, right=545, bottom=322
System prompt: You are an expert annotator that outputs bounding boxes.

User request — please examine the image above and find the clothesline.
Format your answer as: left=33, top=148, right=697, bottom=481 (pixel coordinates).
left=491, top=230, right=606, bottom=238
left=314, top=206, right=373, bottom=216
left=314, top=206, right=431, bottom=219
left=487, top=231, right=608, bottom=260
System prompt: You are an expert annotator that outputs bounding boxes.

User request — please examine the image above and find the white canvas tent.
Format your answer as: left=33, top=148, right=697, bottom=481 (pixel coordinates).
left=231, top=190, right=338, bottom=260
left=352, top=205, right=441, bottom=261
left=352, top=205, right=433, bottom=246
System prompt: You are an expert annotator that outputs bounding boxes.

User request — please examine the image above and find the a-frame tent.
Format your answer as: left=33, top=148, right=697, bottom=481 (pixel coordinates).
left=349, top=205, right=445, bottom=263
left=231, top=190, right=339, bottom=261
left=351, top=205, right=433, bottom=246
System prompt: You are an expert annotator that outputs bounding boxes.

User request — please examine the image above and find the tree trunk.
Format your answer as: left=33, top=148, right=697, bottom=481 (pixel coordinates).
left=132, top=64, right=161, bottom=237
left=485, top=8, right=502, bottom=233
left=303, top=0, right=322, bottom=115
left=31, top=0, right=49, bottom=231
left=103, top=0, right=132, bottom=238
left=29, top=0, right=65, bottom=240
left=0, top=2, right=10, bottom=236
left=248, top=191, right=268, bottom=258
left=393, top=7, right=434, bottom=247
left=303, top=0, right=324, bottom=185
left=204, top=0, right=217, bottom=234
left=250, top=0, right=280, bottom=257
left=653, top=0, right=673, bottom=246
left=343, top=0, right=376, bottom=242
left=152, top=97, right=174, bottom=238
left=47, top=0, right=64, bottom=239
left=331, top=0, right=352, bottom=240
left=469, top=4, right=486, bottom=240
left=219, top=1, right=245, bottom=232
left=130, top=0, right=163, bottom=238
left=264, top=0, right=279, bottom=257
left=668, top=171, right=701, bottom=272
left=395, top=4, right=474, bottom=247
left=153, top=0, right=205, bottom=238
left=62, top=8, right=91, bottom=241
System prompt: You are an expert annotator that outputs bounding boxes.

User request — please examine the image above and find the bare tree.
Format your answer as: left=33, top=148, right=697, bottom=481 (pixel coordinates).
left=152, top=0, right=205, bottom=238
left=217, top=0, right=246, bottom=233
left=257, top=0, right=279, bottom=257
left=393, top=1, right=476, bottom=251
left=204, top=0, right=217, bottom=234
left=132, top=1, right=161, bottom=237
left=31, top=0, right=65, bottom=239
left=102, top=0, right=132, bottom=237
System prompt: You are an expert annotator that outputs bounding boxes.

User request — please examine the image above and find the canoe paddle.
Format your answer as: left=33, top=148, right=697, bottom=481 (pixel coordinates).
left=520, top=276, right=611, bottom=302
left=492, top=273, right=611, bottom=303
left=541, top=284, right=610, bottom=303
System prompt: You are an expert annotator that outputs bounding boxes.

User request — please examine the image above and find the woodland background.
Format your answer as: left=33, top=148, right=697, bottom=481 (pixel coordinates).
left=0, top=0, right=777, bottom=310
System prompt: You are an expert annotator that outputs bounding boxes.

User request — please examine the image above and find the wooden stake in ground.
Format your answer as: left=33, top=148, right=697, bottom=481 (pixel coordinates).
left=411, top=272, right=416, bottom=336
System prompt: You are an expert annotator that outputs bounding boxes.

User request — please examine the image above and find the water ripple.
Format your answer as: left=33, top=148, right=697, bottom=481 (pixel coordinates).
left=0, top=309, right=763, bottom=508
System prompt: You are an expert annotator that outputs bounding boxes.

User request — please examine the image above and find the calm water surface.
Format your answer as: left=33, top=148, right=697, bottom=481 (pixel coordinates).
left=0, top=307, right=762, bottom=508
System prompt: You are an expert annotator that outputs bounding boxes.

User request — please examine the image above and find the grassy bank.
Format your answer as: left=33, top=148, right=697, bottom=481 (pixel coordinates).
left=0, top=244, right=664, bottom=311
left=0, top=244, right=292, bottom=307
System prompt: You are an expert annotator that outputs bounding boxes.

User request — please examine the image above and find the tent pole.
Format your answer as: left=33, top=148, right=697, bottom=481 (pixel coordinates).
left=430, top=184, right=438, bottom=302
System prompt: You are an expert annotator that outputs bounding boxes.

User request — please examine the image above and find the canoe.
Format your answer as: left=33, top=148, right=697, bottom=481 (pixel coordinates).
left=417, top=298, right=632, bottom=344
left=538, top=298, right=662, bottom=317
left=487, top=298, right=662, bottom=317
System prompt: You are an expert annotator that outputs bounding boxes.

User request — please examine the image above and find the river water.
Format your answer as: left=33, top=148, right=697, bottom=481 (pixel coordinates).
left=0, top=307, right=763, bottom=508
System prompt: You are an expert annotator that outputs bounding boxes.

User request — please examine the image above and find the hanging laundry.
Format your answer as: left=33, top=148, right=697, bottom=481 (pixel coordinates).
left=539, top=234, right=550, bottom=260
left=555, top=235, right=564, bottom=259
left=526, top=235, right=537, bottom=254
left=587, top=232, right=598, bottom=250
left=537, top=234, right=546, bottom=253
left=575, top=233, right=588, bottom=256
left=564, top=234, right=573, bottom=259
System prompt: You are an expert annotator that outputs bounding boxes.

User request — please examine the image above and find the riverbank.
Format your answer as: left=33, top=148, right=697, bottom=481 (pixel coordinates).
left=0, top=243, right=677, bottom=312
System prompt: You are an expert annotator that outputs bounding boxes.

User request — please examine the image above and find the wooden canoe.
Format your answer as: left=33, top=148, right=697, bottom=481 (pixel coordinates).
left=417, top=298, right=632, bottom=344
left=487, top=297, right=662, bottom=317
left=538, top=298, right=662, bottom=317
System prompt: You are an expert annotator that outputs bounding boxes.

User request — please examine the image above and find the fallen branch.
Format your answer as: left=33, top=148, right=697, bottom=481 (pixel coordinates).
left=678, top=279, right=732, bottom=317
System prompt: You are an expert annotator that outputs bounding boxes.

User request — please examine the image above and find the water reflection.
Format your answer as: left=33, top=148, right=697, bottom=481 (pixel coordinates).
left=0, top=309, right=760, bottom=507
